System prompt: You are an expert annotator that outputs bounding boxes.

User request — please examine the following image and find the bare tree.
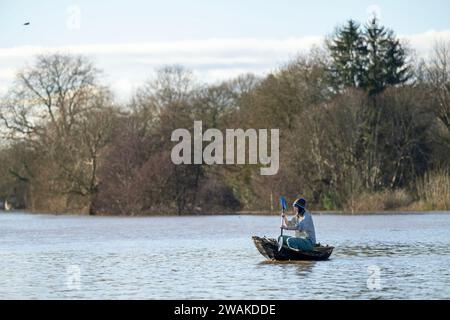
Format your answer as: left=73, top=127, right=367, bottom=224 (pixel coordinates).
left=0, top=54, right=116, bottom=213
left=427, top=41, right=450, bottom=132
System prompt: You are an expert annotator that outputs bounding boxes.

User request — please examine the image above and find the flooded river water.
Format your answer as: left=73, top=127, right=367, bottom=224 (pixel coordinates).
left=0, top=212, right=449, bottom=299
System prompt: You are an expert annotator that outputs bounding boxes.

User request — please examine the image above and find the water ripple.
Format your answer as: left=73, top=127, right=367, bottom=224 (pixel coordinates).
left=0, top=212, right=449, bottom=299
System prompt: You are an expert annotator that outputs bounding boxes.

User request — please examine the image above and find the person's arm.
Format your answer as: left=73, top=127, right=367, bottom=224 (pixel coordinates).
left=282, top=214, right=289, bottom=227
left=281, top=215, right=297, bottom=230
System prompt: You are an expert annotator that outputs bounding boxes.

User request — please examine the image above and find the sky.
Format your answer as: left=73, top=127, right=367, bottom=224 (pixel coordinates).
left=1, top=0, right=450, bottom=101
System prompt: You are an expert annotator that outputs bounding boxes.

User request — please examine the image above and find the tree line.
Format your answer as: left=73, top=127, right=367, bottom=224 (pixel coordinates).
left=1, top=18, right=449, bottom=214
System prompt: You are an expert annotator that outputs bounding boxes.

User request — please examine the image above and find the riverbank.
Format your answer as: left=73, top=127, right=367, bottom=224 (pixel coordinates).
left=5, top=176, right=448, bottom=216
left=4, top=208, right=450, bottom=217
left=238, top=210, right=450, bottom=216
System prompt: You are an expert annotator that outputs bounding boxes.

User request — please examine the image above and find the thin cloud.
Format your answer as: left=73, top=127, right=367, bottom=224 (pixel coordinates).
left=0, top=37, right=323, bottom=58
left=0, top=31, right=449, bottom=99
left=402, top=29, right=450, bottom=58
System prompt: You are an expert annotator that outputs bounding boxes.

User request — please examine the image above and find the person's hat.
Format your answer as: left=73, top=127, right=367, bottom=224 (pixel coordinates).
left=293, top=198, right=306, bottom=210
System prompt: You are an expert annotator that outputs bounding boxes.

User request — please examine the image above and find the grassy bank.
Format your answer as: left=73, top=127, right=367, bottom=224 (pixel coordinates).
left=341, top=170, right=450, bottom=213
left=4, top=170, right=449, bottom=216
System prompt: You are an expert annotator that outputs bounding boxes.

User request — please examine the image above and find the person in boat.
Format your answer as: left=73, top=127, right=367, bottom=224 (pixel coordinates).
left=280, top=198, right=316, bottom=251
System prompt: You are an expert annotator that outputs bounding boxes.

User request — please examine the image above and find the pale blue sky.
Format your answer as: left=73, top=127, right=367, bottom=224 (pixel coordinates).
left=1, top=0, right=450, bottom=46
left=1, top=0, right=449, bottom=100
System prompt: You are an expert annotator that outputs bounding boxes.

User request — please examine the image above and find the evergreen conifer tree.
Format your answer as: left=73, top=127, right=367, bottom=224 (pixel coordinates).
left=328, top=17, right=410, bottom=95
left=328, top=20, right=367, bottom=90
left=363, top=17, right=410, bottom=95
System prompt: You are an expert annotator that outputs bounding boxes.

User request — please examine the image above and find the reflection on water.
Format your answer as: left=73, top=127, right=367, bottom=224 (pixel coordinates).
left=0, top=212, right=449, bottom=299
left=258, top=260, right=317, bottom=275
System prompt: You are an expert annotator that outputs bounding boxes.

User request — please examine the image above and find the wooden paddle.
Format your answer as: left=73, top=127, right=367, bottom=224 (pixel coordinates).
left=278, top=196, right=287, bottom=251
